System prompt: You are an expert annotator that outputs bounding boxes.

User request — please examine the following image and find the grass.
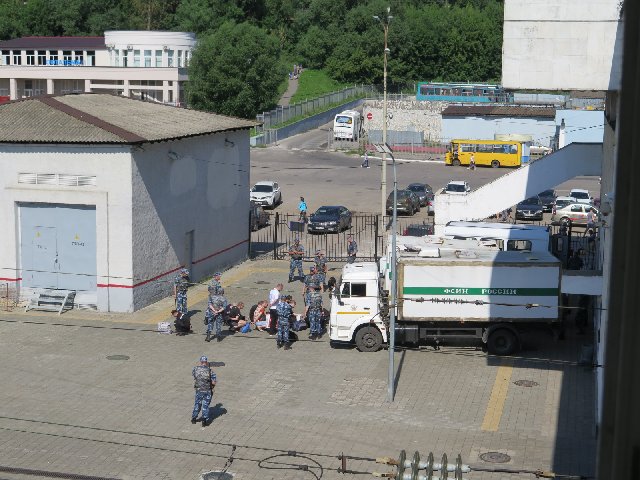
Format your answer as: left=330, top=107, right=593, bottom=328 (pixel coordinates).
left=290, top=69, right=349, bottom=104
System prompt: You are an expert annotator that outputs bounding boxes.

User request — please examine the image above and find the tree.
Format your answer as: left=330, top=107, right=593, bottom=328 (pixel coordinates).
left=186, top=21, right=285, bottom=118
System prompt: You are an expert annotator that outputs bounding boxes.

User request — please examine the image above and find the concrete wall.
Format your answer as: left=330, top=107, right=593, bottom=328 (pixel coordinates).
left=442, top=116, right=556, bottom=146
left=0, top=144, right=134, bottom=311
left=363, top=99, right=445, bottom=142
left=502, top=0, right=623, bottom=90
left=130, top=131, right=250, bottom=310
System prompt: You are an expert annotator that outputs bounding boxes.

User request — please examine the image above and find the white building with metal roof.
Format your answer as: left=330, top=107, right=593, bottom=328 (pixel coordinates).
left=0, top=93, right=256, bottom=312
left=0, top=31, right=195, bottom=105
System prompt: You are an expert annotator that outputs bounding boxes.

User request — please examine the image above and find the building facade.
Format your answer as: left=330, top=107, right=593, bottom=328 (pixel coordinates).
left=0, top=93, right=255, bottom=312
left=0, top=31, right=195, bottom=105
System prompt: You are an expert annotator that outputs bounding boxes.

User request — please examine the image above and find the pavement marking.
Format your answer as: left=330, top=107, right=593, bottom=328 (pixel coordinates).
left=481, top=360, right=513, bottom=432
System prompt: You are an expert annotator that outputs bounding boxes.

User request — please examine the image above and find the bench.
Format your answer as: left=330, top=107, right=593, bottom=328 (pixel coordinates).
left=25, top=289, right=76, bottom=315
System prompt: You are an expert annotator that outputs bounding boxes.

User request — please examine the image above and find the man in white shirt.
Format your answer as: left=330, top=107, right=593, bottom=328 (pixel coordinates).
left=268, top=283, right=283, bottom=334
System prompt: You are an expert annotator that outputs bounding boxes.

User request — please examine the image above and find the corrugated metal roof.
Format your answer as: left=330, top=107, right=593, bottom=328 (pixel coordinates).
left=442, top=105, right=556, bottom=118
left=0, top=94, right=257, bottom=144
left=0, top=36, right=106, bottom=50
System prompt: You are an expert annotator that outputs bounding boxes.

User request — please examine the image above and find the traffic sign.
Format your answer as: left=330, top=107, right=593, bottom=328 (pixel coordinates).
left=366, top=112, right=373, bottom=120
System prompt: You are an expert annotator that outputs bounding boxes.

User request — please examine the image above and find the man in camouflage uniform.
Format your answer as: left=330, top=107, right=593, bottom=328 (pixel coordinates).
left=191, top=355, right=217, bottom=427
left=302, top=265, right=318, bottom=307
left=205, top=285, right=227, bottom=342
left=347, top=235, right=358, bottom=264
left=276, top=295, right=293, bottom=350
left=314, top=250, right=327, bottom=287
left=173, top=268, right=190, bottom=315
left=308, top=287, right=324, bottom=340
left=288, top=237, right=305, bottom=282
left=207, top=271, right=222, bottom=295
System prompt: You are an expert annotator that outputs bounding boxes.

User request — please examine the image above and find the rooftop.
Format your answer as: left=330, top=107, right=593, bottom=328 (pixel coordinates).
left=0, top=36, right=106, bottom=50
left=442, top=105, right=556, bottom=118
left=0, top=94, right=257, bottom=145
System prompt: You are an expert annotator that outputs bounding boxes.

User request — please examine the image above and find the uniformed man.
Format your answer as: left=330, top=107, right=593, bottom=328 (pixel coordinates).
left=302, top=265, right=318, bottom=306
left=173, top=268, right=190, bottom=315
left=308, top=288, right=324, bottom=340
left=207, top=272, right=222, bottom=295
left=276, top=295, right=293, bottom=350
left=205, top=285, right=227, bottom=342
left=347, top=235, right=358, bottom=264
left=288, top=237, right=305, bottom=282
left=191, top=355, right=217, bottom=427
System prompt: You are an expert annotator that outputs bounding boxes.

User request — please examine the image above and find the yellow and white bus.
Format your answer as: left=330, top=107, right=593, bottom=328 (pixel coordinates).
left=445, top=139, right=525, bottom=168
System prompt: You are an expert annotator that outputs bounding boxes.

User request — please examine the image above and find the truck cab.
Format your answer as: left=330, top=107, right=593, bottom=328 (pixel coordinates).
left=329, top=262, right=387, bottom=351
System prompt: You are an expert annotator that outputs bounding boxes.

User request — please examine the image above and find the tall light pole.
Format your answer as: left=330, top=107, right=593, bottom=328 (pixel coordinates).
left=373, top=8, right=392, bottom=218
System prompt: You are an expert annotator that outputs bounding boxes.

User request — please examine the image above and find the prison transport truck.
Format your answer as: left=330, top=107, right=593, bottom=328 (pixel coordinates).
left=333, top=110, right=362, bottom=141
left=329, top=237, right=561, bottom=355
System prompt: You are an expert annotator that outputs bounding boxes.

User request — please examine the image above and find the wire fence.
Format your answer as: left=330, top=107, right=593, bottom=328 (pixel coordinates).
left=1, top=282, right=19, bottom=311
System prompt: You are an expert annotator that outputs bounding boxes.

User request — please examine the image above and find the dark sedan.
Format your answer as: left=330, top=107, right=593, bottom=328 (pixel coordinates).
left=406, top=183, right=433, bottom=207
left=386, top=190, right=420, bottom=216
left=307, top=206, right=352, bottom=233
left=515, top=197, right=544, bottom=221
left=537, top=189, right=557, bottom=212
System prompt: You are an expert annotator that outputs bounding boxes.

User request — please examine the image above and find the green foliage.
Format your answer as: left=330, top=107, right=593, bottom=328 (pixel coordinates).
left=290, top=69, right=347, bottom=104
left=186, top=21, right=286, bottom=118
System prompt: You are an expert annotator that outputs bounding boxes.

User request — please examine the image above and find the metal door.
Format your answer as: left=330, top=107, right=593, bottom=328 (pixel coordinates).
left=20, top=203, right=97, bottom=291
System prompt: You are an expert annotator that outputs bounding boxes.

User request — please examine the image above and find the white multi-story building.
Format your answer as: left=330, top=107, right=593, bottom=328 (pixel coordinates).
left=0, top=31, right=195, bottom=105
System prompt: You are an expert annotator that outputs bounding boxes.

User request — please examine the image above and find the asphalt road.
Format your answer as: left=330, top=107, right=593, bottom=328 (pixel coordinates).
left=250, top=125, right=601, bottom=218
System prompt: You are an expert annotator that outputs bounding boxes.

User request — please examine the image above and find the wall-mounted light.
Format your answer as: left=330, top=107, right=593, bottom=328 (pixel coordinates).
left=162, top=45, right=169, bottom=51
left=106, top=44, right=115, bottom=50
left=127, top=45, right=133, bottom=51
left=224, top=138, right=235, bottom=148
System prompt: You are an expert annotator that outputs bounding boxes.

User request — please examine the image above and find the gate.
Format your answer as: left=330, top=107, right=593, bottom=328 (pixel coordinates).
left=250, top=212, right=431, bottom=261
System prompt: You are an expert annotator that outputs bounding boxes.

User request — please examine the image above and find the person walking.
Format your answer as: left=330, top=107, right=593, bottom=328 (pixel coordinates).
left=584, top=208, right=596, bottom=235
left=361, top=151, right=370, bottom=168
left=298, top=197, right=308, bottom=223
left=276, top=295, right=293, bottom=350
left=208, top=272, right=222, bottom=295
left=468, top=153, right=476, bottom=170
left=288, top=237, right=305, bottom=282
left=308, top=287, right=323, bottom=340
left=268, top=283, right=283, bottom=334
left=347, top=235, right=358, bottom=264
left=205, top=286, right=227, bottom=342
left=191, top=355, right=217, bottom=427
left=173, top=268, right=190, bottom=315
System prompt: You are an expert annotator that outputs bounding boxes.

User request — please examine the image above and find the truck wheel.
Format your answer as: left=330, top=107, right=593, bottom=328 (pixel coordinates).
left=355, top=326, right=383, bottom=352
left=491, top=160, right=500, bottom=168
left=487, top=328, right=518, bottom=355
left=452, top=159, right=461, bottom=166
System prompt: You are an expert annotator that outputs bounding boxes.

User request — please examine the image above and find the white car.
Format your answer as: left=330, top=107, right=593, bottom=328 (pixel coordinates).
left=250, top=181, right=282, bottom=209
left=444, top=180, right=471, bottom=195
left=569, top=188, right=593, bottom=204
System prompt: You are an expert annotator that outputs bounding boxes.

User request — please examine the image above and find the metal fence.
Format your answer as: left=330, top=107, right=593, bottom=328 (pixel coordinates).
left=249, top=212, right=433, bottom=261
left=1, top=282, right=18, bottom=311
left=256, top=84, right=376, bottom=131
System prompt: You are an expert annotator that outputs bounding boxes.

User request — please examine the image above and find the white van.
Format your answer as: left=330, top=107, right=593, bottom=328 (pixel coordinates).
left=333, top=110, right=362, bottom=141
left=443, top=221, right=550, bottom=252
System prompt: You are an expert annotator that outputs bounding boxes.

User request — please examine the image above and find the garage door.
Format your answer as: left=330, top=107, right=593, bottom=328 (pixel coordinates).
left=19, top=203, right=97, bottom=291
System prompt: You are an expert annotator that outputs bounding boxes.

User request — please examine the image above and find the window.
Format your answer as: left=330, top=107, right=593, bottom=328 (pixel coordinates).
left=185, top=50, right=190, bottom=66
left=37, top=50, right=46, bottom=65
left=48, top=51, right=58, bottom=65
left=133, top=50, right=140, bottom=67
left=114, top=49, right=120, bottom=66
left=507, top=240, right=532, bottom=252
left=122, top=50, right=128, bottom=67
left=340, top=282, right=367, bottom=298
left=74, top=50, right=83, bottom=65
left=461, top=144, right=474, bottom=152
left=13, top=51, right=21, bottom=65
left=86, top=50, right=95, bottom=66
left=63, top=50, right=72, bottom=64
left=177, top=50, right=182, bottom=67
left=144, top=50, right=151, bottom=67
left=571, top=205, right=583, bottom=212
left=2, top=50, right=9, bottom=65
left=155, top=50, right=162, bottom=67
left=167, top=49, right=174, bottom=67
left=26, top=50, right=35, bottom=65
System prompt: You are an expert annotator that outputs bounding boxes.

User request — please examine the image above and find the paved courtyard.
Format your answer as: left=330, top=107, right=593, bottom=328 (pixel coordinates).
left=0, top=258, right=596, bottom=480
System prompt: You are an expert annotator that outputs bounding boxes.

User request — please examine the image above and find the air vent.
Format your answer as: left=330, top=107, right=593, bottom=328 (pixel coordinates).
left=18, top=173, right=96, bottom=187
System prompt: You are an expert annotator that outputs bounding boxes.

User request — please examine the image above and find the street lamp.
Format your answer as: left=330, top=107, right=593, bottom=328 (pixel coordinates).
left=373, top=7, right=393, bottom=219
left=374, top=142, right=397, bottom=403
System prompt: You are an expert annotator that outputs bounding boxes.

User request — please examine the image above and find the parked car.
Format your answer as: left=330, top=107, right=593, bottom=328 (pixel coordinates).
left=444, top=180, right=471, bottom=195
left=553, top=196, right=575, bottom=211
left=386, top=190, right=420, bottom=215
left=250, top=202, right=269, bottom=231
left=537, top=189, right=557, bottom=212
left=307, top=206, right=352, bottom=233
left=406, top=182, right=435, bottom=215
left=515, top=197, right=544, bottom=221
left=551, top=203, right=600, bottom=226
left=403, top=223, right=435, bottom=237
left=569, top=188, right=593, bottom=204
left=250, top=181, right=282, bottom=209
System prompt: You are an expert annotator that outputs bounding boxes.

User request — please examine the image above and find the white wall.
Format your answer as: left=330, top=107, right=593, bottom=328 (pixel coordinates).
left=0, top=144, right=134, bottom=312
left=502, top=0, right=623, bottom=90
left=130, top=131, right=250, bottom=310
